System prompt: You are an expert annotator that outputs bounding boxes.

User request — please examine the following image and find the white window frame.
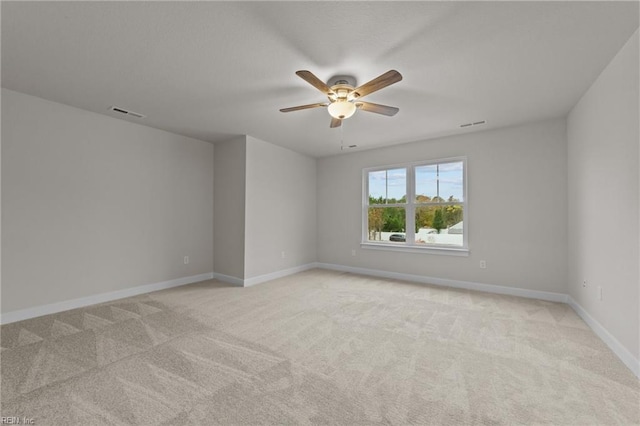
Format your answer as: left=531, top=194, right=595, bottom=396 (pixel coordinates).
left=361, top=157, right=468, bottom=256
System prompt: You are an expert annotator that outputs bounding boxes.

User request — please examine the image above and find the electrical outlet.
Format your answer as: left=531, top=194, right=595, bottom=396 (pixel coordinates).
left=351, top=249, right=356, bottom=256
left=184, top=256, right=189, bottom=264
left=479, top=260, right=486, bottom=269
left=583, top=280, right=587, bottom=288
left=281, top=251, right=286, bottom=259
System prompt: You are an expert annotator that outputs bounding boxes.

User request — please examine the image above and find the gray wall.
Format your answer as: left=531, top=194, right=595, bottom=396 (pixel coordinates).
left=567, top=30, right=639, bottom=360
left=213, top=136, right=246, bottom=279
left=2, top=89, right=214, bottom=312
left=317, top=118, right=568, bottom=293
left=212, top=135, right=317, bottom=282
left=244, top=136, right=317, bottom=279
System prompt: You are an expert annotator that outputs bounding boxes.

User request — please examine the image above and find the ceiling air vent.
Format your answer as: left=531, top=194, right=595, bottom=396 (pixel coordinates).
left=460, top=120, right=486, bottom=128
left=108, top=106, right=146, bottom=119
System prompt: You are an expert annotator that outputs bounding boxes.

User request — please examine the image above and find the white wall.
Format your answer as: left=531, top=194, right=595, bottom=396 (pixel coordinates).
left=213, top=136, right=246, bottom=280
left=317, top=119, right=568, bottom=293
left=213, top=135, right=317, bottom=282
left=1, top=89, right=214, bottom=313
left=567, top=30, right=639, bottom=361
left=244, top=136, right=316, bottom=279
left=1, top=91, right=317, bottom=313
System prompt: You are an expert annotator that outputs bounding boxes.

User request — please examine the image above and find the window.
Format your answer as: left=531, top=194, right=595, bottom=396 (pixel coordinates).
left=363, top=158, right=467, bottom=253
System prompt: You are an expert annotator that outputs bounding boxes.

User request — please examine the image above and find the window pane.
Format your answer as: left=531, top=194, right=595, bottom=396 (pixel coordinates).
left=414, top=205, right=463, bottom=246
left=367, top=207, right=406, bottom=242
left=415, top=161, right=464, bottom=203
left=368, top=168, right=406, bottom=204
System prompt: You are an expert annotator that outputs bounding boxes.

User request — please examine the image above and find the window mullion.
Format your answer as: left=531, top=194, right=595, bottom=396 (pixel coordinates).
left=406, top=166, right=416, bottom=245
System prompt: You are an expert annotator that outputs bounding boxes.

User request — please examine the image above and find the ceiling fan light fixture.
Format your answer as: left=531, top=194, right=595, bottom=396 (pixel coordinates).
left=327, top=100, right=356, bottom=119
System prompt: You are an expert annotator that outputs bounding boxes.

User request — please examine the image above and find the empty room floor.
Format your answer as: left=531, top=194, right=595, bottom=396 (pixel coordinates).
left=1, top=269, right=638, bottom=425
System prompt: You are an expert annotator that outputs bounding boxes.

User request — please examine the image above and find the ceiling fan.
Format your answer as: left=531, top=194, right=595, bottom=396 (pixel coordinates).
left=280, top=70, right=403, bottom=128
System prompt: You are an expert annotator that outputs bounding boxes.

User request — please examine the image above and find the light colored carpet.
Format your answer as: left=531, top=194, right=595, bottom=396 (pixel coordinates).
left=1, top=268, right=638, bottom=425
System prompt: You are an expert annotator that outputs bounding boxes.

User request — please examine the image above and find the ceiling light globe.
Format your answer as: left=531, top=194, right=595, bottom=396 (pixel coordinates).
left=328, top=101, right=356, bottom=119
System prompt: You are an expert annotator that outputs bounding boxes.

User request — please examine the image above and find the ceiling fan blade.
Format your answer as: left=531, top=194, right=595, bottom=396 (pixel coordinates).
left=296, top=70, right=335, bottom=96
left=350, top=70, right=403, bottom=99
left=330, top=117, right=342, bottom=128
left=356, top=102, right=399, bottom=116
left=280, top=102, right=329, bottom=113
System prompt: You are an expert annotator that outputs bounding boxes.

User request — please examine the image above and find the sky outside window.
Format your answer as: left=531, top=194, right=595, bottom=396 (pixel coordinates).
left=368, top=168, right=406, bottom=201
left=416, top=161, right=463, bottom=201
left=369, top=162, right=463, bottom=202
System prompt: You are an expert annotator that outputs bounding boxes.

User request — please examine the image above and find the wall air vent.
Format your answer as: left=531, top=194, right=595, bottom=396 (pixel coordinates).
left=341, top=144, right=358, bottom=151
left=108, top=106, right=146, bottom=119
left=460, top=120, right=486, bottom=128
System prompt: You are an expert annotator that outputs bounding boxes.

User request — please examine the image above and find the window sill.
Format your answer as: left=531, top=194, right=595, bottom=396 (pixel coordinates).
left=360, top=242, right=470, bottom=256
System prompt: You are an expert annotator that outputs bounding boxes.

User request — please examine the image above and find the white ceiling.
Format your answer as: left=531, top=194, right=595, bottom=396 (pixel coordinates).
left=2, top=1, right=638, bottom=157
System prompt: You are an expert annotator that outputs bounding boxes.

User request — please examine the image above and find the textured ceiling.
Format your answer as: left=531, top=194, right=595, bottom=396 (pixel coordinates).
left=2, top=1, right=638, bottom=157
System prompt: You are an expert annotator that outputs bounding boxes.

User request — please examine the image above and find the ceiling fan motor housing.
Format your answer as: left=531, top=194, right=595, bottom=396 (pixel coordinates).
left=327, top=75, right=357, bottom=88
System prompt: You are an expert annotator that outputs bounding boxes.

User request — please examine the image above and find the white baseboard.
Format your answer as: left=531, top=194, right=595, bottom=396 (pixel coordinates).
left=0, top=272, right=214, bottom=325
left=213, top=263, right=319, bottom=287
left=243, top=263, right=319, bottom=287
left=316, top=263, right=568, bottom=303
left=212, top=272, right=244, bottom=287
left=567, top=296, right=639, bottom=378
